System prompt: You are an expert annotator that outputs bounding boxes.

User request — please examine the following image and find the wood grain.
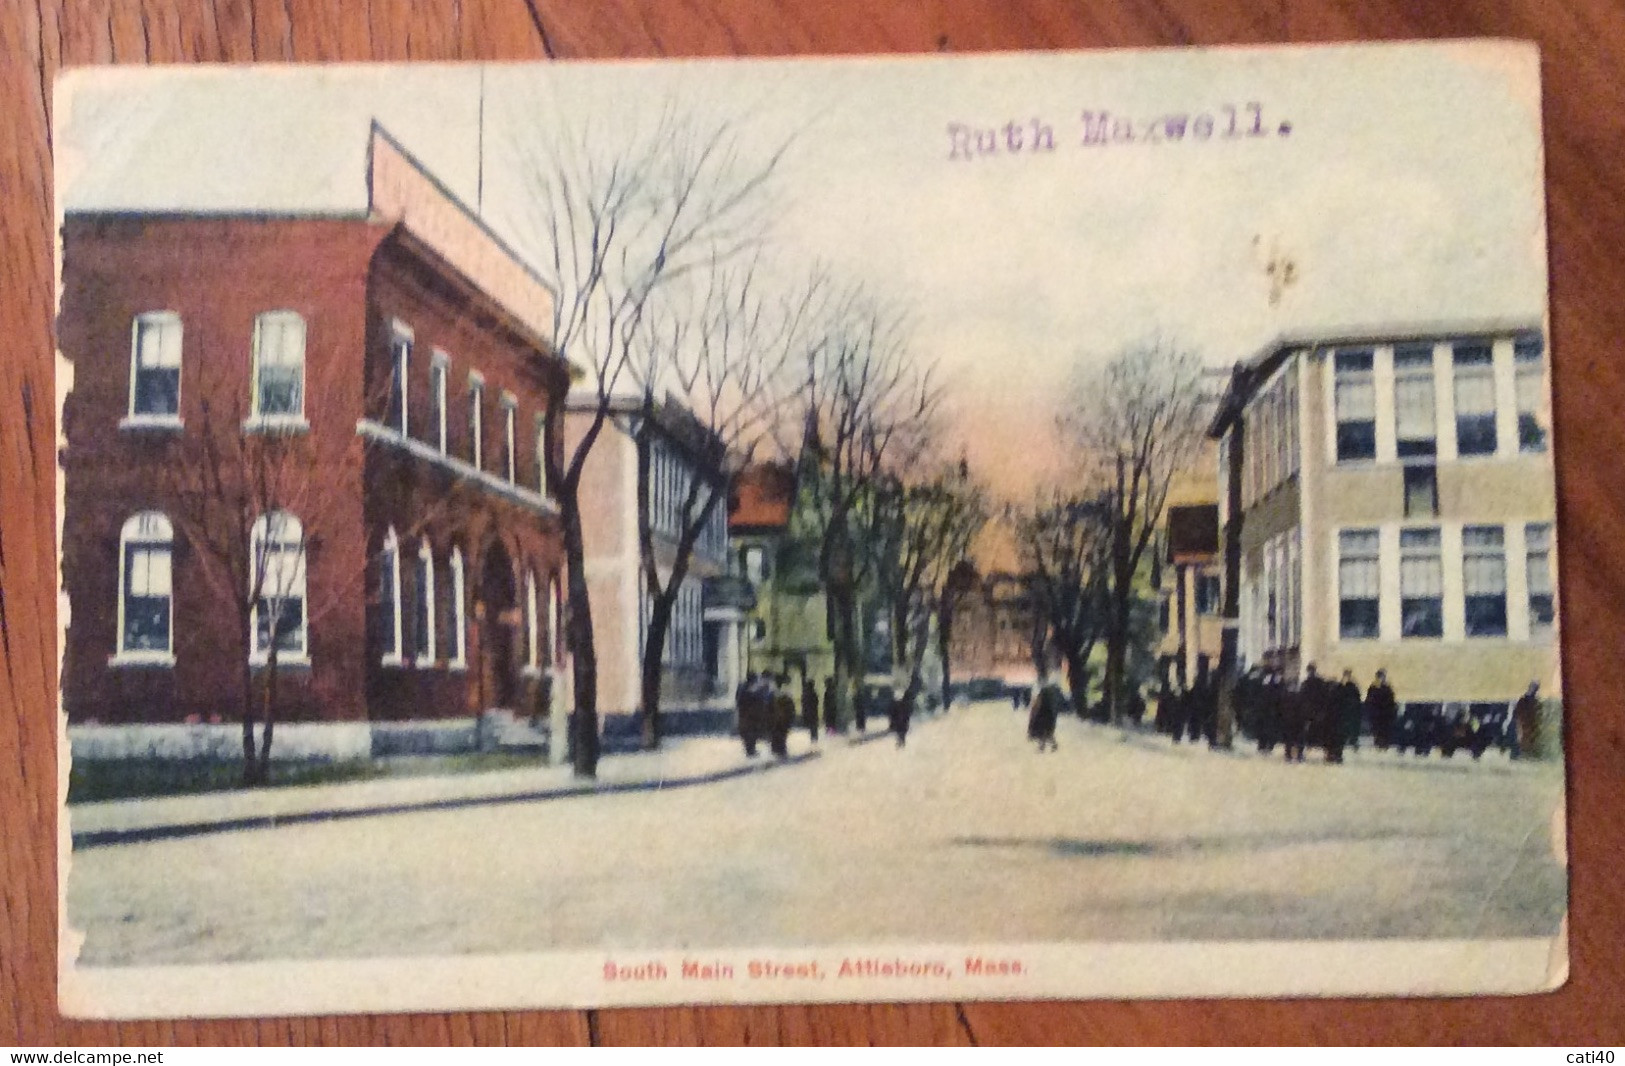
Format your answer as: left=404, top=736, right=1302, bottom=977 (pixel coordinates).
left=4, top=0, right=1623, bottom=1046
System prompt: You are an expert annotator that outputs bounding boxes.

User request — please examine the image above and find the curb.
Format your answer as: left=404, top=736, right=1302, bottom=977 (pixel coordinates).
left=70, top=749, right=822, bottom=851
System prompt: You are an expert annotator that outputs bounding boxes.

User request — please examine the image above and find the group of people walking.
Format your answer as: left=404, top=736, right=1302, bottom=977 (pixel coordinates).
left=1155, top=662, right=1547, bottom=765
left=735, top=672, right=923, bottom=757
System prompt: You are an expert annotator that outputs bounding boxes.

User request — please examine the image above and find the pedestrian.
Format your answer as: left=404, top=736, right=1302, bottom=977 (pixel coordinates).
left=1366, top=669, right=1398, bottom=751
left=889, top=690, right=913, bottom=748
left=1511, top=680, right=1543, bottom=760
left=1335, top=668, right=1363, bottom=756
left=801, top=674, right=819, bottom=744
left=1256, top=671, right=1282, bottom=753
left=1280, top=674, right=1308, bottom=763
left=737, top=672, right=762, bottom=757
left=1299, top=664, right=1336, bottom=763
left=769, top=674, right=795, bottom=759
left=1167, top=682, right=1190, bottom=744
left=1027, top=674, right=1060, bottom=752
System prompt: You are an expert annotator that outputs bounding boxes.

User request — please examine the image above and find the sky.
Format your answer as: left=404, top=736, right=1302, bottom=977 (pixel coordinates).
left=57, top=43, right=1547, bottom=499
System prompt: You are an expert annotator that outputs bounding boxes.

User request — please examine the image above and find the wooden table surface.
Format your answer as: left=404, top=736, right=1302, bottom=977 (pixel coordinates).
left=3, top=0, right=1623, bottom=1047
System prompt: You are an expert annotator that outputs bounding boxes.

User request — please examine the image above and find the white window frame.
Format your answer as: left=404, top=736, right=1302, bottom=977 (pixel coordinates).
left=415, top=540, right=437, bottom=665
left=501, top=392, right=518, bottom=484
left=249, top=511, right=309, bottom=665
left=125, top=311, right=184, bottom=426
left=248, top=310, right=307, bottom=428
left=430, top=350, right=450, bottom=455
left=113, top=511, right=176, bottom=664
left=448, top=547, right=468, bottom=669
left=468, top=373, right=485, bottom=471
left=380, top=527, right=404, bottom=666
left=524, top=568, right=541, bottom=674
left=388, top=320, right=412, bottom=436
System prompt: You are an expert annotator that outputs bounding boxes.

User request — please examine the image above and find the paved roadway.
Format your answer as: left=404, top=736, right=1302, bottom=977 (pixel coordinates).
left=66, top=700, right=1566, bottom=965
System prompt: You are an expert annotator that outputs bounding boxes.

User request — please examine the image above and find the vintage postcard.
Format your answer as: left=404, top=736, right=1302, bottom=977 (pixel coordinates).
left=54, top=41, right=1565, bottom=1018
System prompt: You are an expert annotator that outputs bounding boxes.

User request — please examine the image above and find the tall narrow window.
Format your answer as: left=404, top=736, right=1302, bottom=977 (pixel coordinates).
left=379, top=528, right=403, bottom=664
left=1526, top=523, right=1554, bottom=636
left=524, top=569, right=540, bottom=670
left=430, top=352, right=449, bottom=455
left=388, top=324, right=411, bottom=434
left=1399, top=528, right=1444, bottom=638
left=250, top=511, right=307, bottom=660
left=129, top=312, right=182, bottom=419
left=468, top=376, right=485, bottom=470
left=251, top=311, right=305, bottom=420
left=414, top=540, right=435, bottom=664
left=1333, top=348, right=1376, bottom=462
left=1515, top=334, right=1548, bottom=453
left=535, top=415, right=549, bottom=496
left=1453, top=341, right=1498, bottom=456
left=1393, top=344, right=1436, bottom=459
left=546, top=577, right=560, bottom=667
left=118, top=512, right=174, bottom=657
left=501, top=394, right=517, bottom=484
left=448, top=547, right=467, bottom=668
left=1462, top=525, right=1508, bottom=637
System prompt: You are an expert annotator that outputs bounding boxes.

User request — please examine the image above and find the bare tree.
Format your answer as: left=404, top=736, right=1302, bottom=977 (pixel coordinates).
left=795, top=291, right=939, bottom=729
left=507, top=107, right=792, bottom=776
left=1061, top=340, right=1205, bottom=723
left=1011, top=491, right=1112, bottom=712
left=872, top=460, right=987, bottom=714
left=627, top=261, right=823, bottom=747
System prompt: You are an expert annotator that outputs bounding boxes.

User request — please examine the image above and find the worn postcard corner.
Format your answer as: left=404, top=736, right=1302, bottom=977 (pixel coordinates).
left=53, top=40, right=1566, bottom=1018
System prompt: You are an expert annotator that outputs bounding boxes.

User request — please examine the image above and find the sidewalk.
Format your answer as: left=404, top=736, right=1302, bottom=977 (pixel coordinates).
left=69, top=724, right=894, bottom=850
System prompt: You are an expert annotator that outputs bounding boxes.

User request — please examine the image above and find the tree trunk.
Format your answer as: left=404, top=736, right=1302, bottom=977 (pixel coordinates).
left=239, top=619, right=258, bottom=786
left=258, top=645, right=280, bottom=785
left=937, top=597, right=954, bottom=710
left=560, top=485, right=600, bottom=778
left=1104, top=585, right=1132, bottom=725
left=827, top=584, right=858, bottom=731
left=1062, top=643, right=1091, bottom=716
left=639, top=592, right=676, bottom=750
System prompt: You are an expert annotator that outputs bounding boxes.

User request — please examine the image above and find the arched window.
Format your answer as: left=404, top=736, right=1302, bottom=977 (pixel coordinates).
left=378, top=528, right=402, bottom=665
left=128, top=312, right=182, bottom=420
left=546, top=575, right=561, bottom=668
left=448, top=547, right=467, bottom=668
left=251, top=311, right=306, bottom=421
left=250, top=511, right=307, bottom=661
left=117, top=511, right=174, bottom=659
left=524, top=568, right=540, bottom=671
left=415, top=539, right=436, bottom=664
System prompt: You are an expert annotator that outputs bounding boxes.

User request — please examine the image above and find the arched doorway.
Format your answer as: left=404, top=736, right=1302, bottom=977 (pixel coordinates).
left=478, top=538, right=518, bottom=711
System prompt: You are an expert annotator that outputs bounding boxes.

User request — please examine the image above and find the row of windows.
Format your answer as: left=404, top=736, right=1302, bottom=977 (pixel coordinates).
left=642, top=577, right=706, bottom=669
left=1332, top=336, right=1546, bottom=464
left=127, top=311, right=307, bottom=425
left=1247, top=530, right=1303, bottom=658
left=648, top=440, right=727, bottom=559
left=1337, top=522, right=1553, bottom=641
left=387, top=323, right=551, bottom=496
left=115, top=510, right=308, bottom=662
left=375, top=528, right=559, bottom=672
left=1242, top=365, right=1300, bottom=507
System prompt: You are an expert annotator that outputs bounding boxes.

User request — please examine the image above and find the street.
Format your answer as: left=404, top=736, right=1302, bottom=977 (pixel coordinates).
left=66, top=700, right=1566, bottom=967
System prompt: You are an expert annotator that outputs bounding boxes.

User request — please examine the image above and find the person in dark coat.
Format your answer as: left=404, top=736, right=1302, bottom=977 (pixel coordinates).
left=1511, top=680, right=1542, bottom=760
left=769, top=674, right=795, bottom=759
left=801, top=675, right=819, bottom=744
left=737, top=672, right=763, bottom=757
left=1280, top=675, right=1308, bottom=762
left=1333, top=669, right=1363, bottom=758
left=1299, top=664, right=1337, bottom=763
left=888, top=690, right=913, bottom=748
left=1256, top=671, right=1282, bottom=753
left=1027, top=676, right=1061, bottom=752
left=1365, top=669, right=1398, bottom=751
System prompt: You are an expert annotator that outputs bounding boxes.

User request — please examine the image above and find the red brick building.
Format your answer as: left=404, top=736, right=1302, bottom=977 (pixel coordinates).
left=60, top=126, right=574, bottom=758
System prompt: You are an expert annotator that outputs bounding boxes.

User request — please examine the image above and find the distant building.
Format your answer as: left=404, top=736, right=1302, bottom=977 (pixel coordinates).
left=1157, top=503, right=1223, bottom=689
left=1208, top=323, right=1558, bottom=718
left=60, top=125, right=575, bottom=759
left=565, top=393, right=741, bottom=736
left=727, top=461, right=835, bottom=690
left=948, top=571, right=1042, bottom=689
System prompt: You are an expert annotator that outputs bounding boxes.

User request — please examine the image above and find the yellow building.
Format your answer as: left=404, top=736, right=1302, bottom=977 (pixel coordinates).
left=1208, top=321, right=1559, bottom=718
